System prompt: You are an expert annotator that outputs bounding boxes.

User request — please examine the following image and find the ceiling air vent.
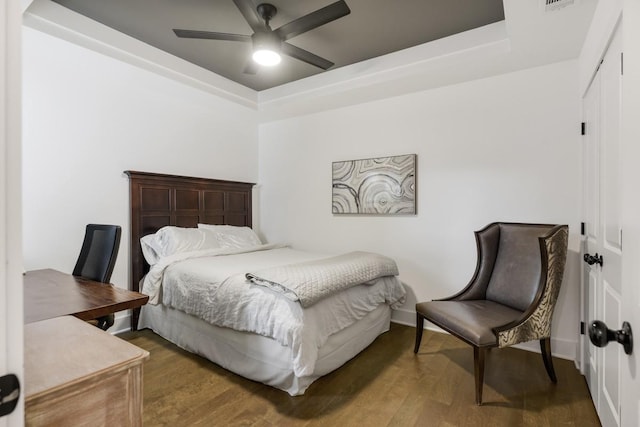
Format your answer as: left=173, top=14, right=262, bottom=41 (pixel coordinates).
left=543, top=0, right=576, bottom=12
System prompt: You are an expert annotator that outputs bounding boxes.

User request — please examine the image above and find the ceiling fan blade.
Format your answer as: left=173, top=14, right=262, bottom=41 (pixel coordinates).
left=275, top=0, right=351, bottom=41
left=243, top=60, right=259, bottom=75
left=232, top=0, right=267, bottom=33
left=282, top=42, right=334, bottom=70
left=173, top=29, right=251, bottom=42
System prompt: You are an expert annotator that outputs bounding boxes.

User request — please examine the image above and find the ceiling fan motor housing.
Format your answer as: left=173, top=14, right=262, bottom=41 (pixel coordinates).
left=252, top=31, right=281, bottom=51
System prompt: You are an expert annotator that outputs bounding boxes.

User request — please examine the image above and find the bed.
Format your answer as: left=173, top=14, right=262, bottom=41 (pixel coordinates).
left=125, top=171, right=406, bottom=395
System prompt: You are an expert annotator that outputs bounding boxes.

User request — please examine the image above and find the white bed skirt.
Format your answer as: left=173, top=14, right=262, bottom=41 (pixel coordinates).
left=138, top=303, right=391, bottom=395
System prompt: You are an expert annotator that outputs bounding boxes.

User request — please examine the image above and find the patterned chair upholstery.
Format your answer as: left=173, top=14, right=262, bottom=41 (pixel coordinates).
left=414, top=222, right=569, bottom=405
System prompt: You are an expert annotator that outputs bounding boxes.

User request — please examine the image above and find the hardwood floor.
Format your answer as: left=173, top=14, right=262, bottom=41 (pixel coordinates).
left=120, top=323, right=600, bottom=426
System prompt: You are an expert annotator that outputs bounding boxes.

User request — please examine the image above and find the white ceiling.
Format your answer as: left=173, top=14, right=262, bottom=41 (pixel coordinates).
left=22, top=0, right=598, bottom=121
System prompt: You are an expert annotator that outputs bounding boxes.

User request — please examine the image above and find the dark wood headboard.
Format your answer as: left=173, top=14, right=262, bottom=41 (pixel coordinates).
left=125, top=170, right=255, bottom=329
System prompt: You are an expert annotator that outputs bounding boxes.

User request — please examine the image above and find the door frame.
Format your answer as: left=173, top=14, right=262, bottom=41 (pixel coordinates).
left=0, top=0, right=24, bottom=425
left=619, top=1, right=640, bottom=426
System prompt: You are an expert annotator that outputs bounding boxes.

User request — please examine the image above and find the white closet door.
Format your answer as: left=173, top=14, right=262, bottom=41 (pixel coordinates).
left=582, top=20, right=640, bottom=427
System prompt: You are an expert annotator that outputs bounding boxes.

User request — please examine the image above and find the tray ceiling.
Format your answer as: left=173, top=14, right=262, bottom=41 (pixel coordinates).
left=51, top=0, right=505, bottom=91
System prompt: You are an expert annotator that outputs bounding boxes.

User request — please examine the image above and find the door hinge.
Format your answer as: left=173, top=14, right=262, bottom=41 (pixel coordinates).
left=581, top=222, right=585, bottom=235
left=580, top=321, right=585, bottom=335
left=581, top=122, right=586, bottom=135
left=621, top=52, right=624, bottom=75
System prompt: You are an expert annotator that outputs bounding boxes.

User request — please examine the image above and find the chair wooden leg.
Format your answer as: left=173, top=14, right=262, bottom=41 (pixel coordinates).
left=414, top=313, right=424, bottom=353
left=540, top=337, right=557, bottom=383
left=474, top=346, right=485, bottom=405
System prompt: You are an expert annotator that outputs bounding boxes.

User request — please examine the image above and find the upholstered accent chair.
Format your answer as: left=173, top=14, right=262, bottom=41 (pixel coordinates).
left=414, top=222, right=569, bottom=405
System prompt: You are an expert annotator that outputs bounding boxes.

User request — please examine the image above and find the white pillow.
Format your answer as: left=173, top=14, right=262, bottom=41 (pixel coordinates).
left=140, top=226, right=220, bottom=265
left=140, top=233, right=163, bottom=266
left=197, top=224, right=262, bottom=249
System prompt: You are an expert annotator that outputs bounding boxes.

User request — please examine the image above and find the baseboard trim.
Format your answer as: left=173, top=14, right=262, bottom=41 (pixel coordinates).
left=391, top=307, right=415, bottom=327
left=110, top=311, right=133, bottom=335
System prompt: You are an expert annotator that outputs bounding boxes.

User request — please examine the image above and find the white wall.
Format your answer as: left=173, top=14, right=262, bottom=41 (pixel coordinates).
left=258, top=60, right=582, bottom=359
left=21, top=27, right=259, bottom=328
left=21, top=24, right=584, bottom=358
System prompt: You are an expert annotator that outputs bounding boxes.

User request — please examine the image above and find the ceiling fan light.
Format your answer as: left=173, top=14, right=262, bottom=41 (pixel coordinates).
left=252, top=49, right=281, bottom=66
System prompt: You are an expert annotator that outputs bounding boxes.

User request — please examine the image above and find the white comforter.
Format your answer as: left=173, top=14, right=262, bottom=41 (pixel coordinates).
left=246, top=251, right=399, bottom=307
left=141, top=245, right=406, bottom=376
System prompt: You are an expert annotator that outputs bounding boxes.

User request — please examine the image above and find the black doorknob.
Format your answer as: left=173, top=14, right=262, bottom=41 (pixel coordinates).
left=588, top=320, right=633, bottom=355
left=583, top=252, right=603, bottom=266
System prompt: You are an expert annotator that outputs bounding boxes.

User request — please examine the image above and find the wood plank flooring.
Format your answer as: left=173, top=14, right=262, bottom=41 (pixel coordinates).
left=119, top=323, right=600, bottom=426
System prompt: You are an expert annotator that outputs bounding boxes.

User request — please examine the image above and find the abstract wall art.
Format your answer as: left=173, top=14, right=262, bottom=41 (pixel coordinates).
left=332, top=154, right=416, bottom=215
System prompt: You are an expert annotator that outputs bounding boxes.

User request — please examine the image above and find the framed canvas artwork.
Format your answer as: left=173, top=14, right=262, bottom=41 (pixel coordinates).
left=332, top=154, right=416, bottom=215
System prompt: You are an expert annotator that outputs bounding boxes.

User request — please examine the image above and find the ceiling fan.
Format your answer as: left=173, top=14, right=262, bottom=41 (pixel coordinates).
left=173, top=0, right=351, bottom=74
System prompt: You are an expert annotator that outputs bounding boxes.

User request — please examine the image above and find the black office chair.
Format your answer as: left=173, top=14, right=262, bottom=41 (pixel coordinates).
left=73, top=224, right=122, bottom=330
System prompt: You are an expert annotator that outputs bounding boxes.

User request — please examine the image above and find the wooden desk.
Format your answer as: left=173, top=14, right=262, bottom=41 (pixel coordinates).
left=24, top=269, right=149, bottom=324
left=25, top=316, right=149, bottom=426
